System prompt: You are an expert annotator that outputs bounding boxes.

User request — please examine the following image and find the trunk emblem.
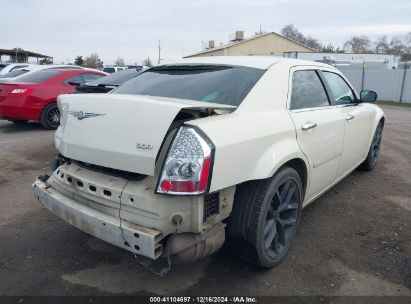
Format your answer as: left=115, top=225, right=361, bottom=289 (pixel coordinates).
left=69, top=111, right=105, bottom=120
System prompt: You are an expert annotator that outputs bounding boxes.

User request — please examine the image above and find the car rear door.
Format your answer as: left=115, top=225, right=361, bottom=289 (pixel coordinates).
left=287, top=67, right=345, bottom=200
left=320, top=70, right=372, bottom=177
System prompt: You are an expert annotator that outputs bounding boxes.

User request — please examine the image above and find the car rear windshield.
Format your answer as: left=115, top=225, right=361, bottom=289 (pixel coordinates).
left=113, top=65, right=265, bottom=106
left=14, top=69, right=62, bottom=83
left=0, top=69, right=27, bottom=78
left=88, top=69, right=140, bottom=86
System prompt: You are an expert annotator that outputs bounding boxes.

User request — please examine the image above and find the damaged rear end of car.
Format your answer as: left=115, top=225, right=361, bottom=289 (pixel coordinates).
left=32, top=63, right=266, bottom=268
left=33, top=93, right=236, bottom=265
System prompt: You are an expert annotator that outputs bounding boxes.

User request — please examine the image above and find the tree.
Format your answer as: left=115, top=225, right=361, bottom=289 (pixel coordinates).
left=403, top=32, right=411, bottom=62
left=74, top=55, right=84, bottom=66
left=142, top=57, right=153, bottom=67
left=114, top=56, right=125, bottom=66
left=39, top=58, right=52, bottom=65
left=374, top=36, right=390, bottom=54
left=84, top=53, right=103, bottom=69
left=343, top=36, right=372, bottom=53
left=304, top=36, right=322, bottom=51
left=389, top=36, right=405, bottom=56
left=321, top=43, right=344, bottom=53
left=280, top=24, right=321, bottom=51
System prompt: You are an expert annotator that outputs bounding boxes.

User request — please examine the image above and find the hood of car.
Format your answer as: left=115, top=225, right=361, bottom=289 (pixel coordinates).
left=55, top=93, right=235, bottom=175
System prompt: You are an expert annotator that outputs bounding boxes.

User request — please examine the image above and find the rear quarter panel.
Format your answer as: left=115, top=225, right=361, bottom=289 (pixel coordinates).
left=187, top=110, right=308, bottom=192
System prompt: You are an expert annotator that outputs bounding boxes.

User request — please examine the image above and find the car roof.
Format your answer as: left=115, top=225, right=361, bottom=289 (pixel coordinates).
left=160, top=56, right=332, bottom=70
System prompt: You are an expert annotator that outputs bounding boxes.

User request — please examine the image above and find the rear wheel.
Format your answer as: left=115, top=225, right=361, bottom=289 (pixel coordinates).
left=359, top=122, right=383, bottom=171
left=40, top=103, right=60, bottom=130
left=228, top=166, right=303, bottom=268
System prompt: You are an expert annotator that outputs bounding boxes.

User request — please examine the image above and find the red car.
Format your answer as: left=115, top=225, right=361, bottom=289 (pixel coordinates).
left=0, top=69, right=106, bottom=129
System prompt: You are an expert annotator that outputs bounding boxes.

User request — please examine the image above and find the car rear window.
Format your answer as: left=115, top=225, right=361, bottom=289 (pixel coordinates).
left=88, top=69, right=140, bottom=86
left=113, top=65, right=265, bottom=107
left=0, top=69, right=27, bottom=78
left=14, top=69, right=62, bottom=83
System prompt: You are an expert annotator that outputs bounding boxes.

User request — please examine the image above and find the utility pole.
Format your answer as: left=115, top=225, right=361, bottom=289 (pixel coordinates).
left=158, top=40, right=161, bottom=64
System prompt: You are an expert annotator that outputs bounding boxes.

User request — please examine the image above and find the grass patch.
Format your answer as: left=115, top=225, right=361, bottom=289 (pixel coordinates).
left=375, top=100, right=411, bottom=108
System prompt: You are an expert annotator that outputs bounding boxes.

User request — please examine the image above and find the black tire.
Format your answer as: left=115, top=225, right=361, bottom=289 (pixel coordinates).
left=10, top=120, right=28, bottom=124
left=227, top=166, right=303, bottom=268
left=359, top=122, right=383, bottom=171
left=40, top=103, right=60, bottom=130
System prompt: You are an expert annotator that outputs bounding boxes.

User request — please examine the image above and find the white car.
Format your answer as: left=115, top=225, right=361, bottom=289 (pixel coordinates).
left=32, top=56, right=384, bottom=269
left=0, top=63, right=33, bottom=75
left=0, top=64, right=105, bottom=81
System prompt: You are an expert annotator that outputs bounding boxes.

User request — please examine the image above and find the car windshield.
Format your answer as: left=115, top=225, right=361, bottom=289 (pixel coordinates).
left=14, top=69, right=62, bottom=83
left=0, top=69, right=28, bottom=78
left=113, top=64, right=265, bottom=106
left=87, top=69, right=140, bottom=86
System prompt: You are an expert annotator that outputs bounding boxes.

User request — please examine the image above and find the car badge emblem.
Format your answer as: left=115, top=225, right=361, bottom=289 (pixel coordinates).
left=69, top=111, right=105, bottom=120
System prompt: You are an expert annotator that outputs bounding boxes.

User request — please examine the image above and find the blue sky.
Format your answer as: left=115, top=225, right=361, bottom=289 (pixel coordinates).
left=2, top=0, right=410, bottom=65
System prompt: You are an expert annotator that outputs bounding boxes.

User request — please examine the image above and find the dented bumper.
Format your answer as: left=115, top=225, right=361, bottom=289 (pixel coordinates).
left=32, top=178, right=163, bottom=260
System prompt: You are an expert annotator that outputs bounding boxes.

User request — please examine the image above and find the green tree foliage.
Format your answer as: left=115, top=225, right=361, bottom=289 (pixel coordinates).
left=74, top=55, right=84, bottom=66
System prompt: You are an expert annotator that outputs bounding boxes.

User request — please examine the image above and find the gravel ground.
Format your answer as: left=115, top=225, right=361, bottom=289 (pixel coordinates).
left=0, top=105, right=410, bottom=298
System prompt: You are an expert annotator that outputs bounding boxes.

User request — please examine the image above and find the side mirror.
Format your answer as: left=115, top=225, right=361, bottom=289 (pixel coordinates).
left=360, top=90, right=377, bottom=102
left=67, top=81, right=81, bottom=86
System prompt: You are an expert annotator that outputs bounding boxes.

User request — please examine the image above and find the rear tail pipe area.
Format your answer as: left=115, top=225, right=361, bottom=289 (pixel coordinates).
left=166, top=222, right=226, bottom=264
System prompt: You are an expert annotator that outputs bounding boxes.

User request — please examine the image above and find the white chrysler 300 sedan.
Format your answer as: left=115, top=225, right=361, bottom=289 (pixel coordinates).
left=32, top=56, right=384, bottom=269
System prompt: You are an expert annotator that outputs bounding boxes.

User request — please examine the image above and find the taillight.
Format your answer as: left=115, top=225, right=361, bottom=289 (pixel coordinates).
left=10, top=88, right=32, bottom=95
left=156, top=126, right=214, bottom=195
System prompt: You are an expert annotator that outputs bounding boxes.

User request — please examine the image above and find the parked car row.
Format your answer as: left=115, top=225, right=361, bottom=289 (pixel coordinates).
left=102, top=65, right=146, bottom=74
left=0, top=64, right=146, bottom=129
left=74, top=67, right=145, bottom=94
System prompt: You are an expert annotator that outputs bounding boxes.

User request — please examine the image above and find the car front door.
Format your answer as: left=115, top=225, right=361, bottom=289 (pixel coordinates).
left=320, top=70, right=372, bottom=177
left=288, top=68, right=345, bottom=201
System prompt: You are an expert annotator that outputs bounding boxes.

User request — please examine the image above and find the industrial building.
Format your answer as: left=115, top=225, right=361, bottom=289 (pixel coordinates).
left=184, top=31, right=314, bottom=58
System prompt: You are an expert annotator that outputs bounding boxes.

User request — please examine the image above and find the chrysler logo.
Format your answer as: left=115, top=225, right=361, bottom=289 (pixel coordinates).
left=69, top=111, right=105, bottom=120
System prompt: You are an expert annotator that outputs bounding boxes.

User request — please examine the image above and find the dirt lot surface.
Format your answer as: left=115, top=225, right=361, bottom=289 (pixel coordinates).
left=0, top=105, right=410, bottom=298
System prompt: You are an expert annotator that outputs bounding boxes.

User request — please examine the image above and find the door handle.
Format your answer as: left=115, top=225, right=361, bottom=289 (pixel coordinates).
left=346, top=114, right=355, bottom=121
left=301, top=121, right=317, bottom=130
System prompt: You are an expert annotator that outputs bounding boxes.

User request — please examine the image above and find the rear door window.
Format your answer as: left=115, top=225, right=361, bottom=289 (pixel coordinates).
left=290, top=70, right=330, bottom=110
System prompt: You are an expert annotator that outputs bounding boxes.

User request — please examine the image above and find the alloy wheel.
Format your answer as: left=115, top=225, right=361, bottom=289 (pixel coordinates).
left=46, top=105, right=60, bottom=129
left=264, top=179, right=299, bottom=258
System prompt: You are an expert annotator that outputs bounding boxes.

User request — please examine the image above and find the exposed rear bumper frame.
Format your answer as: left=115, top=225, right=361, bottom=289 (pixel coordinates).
left=32, top=178, right=163, bottom=260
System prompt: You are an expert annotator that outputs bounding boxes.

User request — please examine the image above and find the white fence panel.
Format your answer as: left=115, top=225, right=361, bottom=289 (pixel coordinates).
left=363, top=69, right=404, bottom=102
left=338, top=67, right=410, bottom=103
left=339, top=68, right=362, bottom=92
left=402, top=69, right=411, bottom=103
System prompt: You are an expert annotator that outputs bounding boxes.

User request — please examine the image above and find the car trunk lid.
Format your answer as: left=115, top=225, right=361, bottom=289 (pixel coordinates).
left=56, top=93, right=235, bottom=176
left=0, top=82, right=36, bottom=102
